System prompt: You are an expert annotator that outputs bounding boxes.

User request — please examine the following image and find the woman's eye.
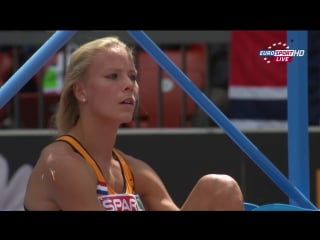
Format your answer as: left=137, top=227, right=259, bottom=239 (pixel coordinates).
left=106, top=73, right=117, bottom=80
left=130, top=75, right=138, bottom=81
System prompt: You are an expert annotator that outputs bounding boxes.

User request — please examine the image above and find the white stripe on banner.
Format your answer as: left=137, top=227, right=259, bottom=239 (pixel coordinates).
left=230, top=119, right=288, bottom=130
left=228, top=86, right=287, bottom=100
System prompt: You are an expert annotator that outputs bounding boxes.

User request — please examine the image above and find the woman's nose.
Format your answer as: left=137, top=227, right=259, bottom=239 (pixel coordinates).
left=124, top=77, right=134, bottom=91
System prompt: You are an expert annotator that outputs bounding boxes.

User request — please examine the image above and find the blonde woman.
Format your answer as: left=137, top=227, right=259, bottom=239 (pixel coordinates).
left=24, top=36, right=244, bottom=211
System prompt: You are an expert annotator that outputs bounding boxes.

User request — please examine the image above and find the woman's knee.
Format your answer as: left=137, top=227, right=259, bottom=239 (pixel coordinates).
left=197, top=174, right=244, bottom=209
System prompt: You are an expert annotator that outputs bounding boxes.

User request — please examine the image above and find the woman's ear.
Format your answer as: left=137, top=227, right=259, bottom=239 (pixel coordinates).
left=73, top=82, right=87, bottom=103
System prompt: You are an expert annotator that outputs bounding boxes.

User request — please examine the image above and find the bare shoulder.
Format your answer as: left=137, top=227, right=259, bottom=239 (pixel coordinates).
left=25, top=140, right=100, bottom=210
left=33, top=140, right=97, bottom=191
left=39, top=141, right=86, bottom=168
left=35, top=141, right=94, bottom=179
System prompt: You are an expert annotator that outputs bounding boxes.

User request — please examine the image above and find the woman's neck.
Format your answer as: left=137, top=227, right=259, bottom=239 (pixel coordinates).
left=68, top=120, right=119, bottom=162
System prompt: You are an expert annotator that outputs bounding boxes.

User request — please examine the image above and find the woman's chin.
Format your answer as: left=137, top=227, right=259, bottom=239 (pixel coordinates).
left=120, top=117, right=134, bottom=125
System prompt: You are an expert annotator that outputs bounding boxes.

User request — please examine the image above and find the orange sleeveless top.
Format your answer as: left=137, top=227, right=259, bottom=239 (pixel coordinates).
left=56, top=135, right=144, bottom=211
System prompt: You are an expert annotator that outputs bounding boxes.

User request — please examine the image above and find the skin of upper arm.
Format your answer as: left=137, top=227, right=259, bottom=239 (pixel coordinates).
left=42, top=147, right=106, bottom=211
left=122, top=152, right=179, bottom=211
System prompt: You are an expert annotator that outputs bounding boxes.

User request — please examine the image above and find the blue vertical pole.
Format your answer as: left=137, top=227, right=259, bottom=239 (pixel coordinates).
left=287, top=30, right=309, bottom=205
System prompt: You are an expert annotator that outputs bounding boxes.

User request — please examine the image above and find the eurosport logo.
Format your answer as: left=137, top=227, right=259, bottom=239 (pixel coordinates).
left=259, top=42, right=305, bottom=64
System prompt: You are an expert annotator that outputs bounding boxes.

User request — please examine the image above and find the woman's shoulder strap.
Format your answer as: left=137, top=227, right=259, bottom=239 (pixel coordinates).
left=112, top=148, right=135, bottom=193
left=56, top=135, right=105, bottom=182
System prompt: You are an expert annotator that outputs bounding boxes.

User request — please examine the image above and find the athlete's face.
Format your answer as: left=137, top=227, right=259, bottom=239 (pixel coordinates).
left=78, top=45, right=139, bottom=125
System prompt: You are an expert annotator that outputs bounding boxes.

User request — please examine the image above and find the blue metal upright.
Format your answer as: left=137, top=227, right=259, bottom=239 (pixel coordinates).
left=287, top=31, right=310, bottom=205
